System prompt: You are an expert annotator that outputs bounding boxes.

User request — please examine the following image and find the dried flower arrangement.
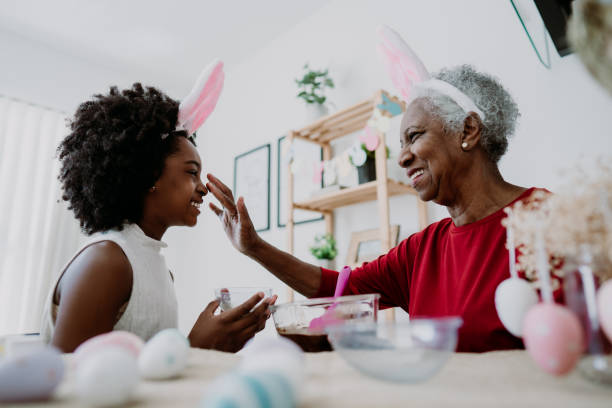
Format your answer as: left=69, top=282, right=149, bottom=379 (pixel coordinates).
left=503, top=161, right=612, bottom=284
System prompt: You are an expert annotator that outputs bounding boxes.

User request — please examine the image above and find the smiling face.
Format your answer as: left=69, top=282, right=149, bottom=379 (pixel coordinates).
left=398, top=98, right=466, bottom=205
left=143, top=137, right=207, bottom=228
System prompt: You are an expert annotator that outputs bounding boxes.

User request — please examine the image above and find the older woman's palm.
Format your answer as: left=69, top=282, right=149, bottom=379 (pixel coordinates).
left=206, top=174, right=259, bottom=254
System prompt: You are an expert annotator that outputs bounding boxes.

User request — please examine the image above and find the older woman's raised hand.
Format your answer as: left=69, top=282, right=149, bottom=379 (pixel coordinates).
left=206, top=173, right=261, bottom=255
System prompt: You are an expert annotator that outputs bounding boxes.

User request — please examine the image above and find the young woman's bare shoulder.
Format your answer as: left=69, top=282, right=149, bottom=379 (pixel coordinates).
left=52, top=241, right=134, bottom=351
left=58, top=241, right=133, bottom=302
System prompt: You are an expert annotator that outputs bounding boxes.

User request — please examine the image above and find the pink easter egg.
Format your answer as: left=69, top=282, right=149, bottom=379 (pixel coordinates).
left=73, top=331, right=144, bottom=367
left=523, top=303, right=585, bottom=376
left=597, top=280, right=612, bottom=343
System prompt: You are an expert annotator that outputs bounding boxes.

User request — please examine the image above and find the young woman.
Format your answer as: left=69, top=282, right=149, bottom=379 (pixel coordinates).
left=41, top=62, right=275, bottom=352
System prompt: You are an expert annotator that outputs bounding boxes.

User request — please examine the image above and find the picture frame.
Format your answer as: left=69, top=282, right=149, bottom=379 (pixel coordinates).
left=346, top=225, right=400, bottom=267
left=233, top=143, right=271, bottom=232
left=277, top=135, right=324, bottom=228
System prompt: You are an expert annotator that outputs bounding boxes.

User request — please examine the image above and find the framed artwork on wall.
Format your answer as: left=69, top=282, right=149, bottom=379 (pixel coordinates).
left=233, top=143, right=271, bottom=232
left=346, top=225, right=400, bottom=267
left=277, top=135, right=324, bottom=227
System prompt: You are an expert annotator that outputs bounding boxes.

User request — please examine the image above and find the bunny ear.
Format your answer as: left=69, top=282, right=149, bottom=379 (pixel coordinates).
left=177, top=59, right=224, bottom=135
left=179, top=71, right=224, bottom=135
left=376, top=25, right=430, bottom=102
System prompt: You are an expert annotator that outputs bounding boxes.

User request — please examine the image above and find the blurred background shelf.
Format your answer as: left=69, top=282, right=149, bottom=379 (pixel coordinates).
left=285, top=90, right=429, bottom=322
left=294, top=179, right=416, bottom=213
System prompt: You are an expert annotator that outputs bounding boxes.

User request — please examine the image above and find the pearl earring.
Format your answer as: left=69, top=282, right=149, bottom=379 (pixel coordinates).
left=150, top=186, right=157, bottom=192
left=461, top=142, right=468, bottom=149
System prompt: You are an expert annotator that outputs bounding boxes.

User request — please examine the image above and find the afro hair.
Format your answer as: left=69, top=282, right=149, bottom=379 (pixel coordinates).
left=58, top=83, right=195, bottom=235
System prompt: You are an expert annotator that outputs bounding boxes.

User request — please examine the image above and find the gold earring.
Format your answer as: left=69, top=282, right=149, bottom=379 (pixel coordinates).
left=461, top=142, right=468, bottom=149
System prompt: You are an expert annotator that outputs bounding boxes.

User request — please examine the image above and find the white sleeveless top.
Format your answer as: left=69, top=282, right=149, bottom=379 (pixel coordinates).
left=41, top=224, right=178, bottom=343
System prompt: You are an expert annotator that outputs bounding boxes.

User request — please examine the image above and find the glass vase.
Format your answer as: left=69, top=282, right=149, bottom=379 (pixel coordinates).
left=563, top=248, right=612, bottom=385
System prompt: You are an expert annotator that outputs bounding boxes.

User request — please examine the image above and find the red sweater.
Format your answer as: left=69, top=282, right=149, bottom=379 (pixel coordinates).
left=316, top=188, right=544, bottom=352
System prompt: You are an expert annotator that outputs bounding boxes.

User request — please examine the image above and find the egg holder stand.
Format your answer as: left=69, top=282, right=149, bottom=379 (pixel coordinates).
left=568, top=246, right=612, bottom=384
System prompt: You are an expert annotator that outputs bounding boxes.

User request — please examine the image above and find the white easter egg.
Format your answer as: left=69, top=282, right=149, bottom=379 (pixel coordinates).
left=138, top=328, right=189, bottom=380
left=73, top=331, right=144, bottom=368
left=75, top=347, right=139, bottom=406
left=242, top=335, right=303, bottom=359
left=0, top=347, right=64, bottom=402
left=494, top=278, right=538, bottom=337
left=241, top=336, right=304, bottom=393
left=201, top=372, right=295, bottom=408
left=597, top=279, right=612, bottom=343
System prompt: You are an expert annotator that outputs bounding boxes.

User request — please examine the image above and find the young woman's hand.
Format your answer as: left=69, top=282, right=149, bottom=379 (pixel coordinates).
left=188, top=292, right=277, bottom=352
left=206, top=173, right=261, bottom=255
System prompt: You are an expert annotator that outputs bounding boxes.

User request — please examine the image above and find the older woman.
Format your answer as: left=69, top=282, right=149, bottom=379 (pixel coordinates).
left=206, top=64, right=537, bottom=352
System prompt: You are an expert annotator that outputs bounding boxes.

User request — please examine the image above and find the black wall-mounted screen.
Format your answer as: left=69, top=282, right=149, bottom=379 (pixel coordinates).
left=534, top=0, right=575, bottom=56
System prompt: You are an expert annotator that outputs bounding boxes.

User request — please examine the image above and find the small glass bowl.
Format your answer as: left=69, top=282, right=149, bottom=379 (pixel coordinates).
left=270, top=294, right=380, bottom=352
left=214, top=287, right=273, bottom=312
left=326, top=317, right=463, bottom=383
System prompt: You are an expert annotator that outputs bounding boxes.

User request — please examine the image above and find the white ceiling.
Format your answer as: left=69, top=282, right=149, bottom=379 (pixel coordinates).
left=0, top=0, right=331, bottom=91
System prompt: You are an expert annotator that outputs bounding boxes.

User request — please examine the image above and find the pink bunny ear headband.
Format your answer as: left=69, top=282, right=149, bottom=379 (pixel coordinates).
left=376, top=25, right=485, bottom=119
left=162, top=58, right=225, bottom=139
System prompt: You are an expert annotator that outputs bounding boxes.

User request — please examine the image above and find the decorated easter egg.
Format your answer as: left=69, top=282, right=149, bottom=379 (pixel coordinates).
left=494, top=278, right=538, bottom=337
left=138, top=328, right=189, bottom=380
left=73, top=331, right=144, bottom=367
left=201, top=371, right=295, bottom=408
left=523, top=303, right=585, bottom=376
left=0, top=346, right=64, bottom=402
left=597, top=279, right=612, bottom=343
left=241, top=336, right=304, bottom=390
left=75, top=347, right=139, bottom=406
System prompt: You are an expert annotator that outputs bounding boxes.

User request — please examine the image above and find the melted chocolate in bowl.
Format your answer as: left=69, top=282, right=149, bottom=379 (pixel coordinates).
left=277, top=327, right=332, bottom=352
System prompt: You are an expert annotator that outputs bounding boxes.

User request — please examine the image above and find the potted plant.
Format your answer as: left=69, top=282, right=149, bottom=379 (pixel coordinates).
left=296, top=63, right=335, bottom=121
left=349, top=143, right=390, bottom=184
left=309, top=233, right=337, bottom=269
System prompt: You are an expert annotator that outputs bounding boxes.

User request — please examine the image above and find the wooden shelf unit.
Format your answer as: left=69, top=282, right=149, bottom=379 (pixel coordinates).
left=286, top=90, right=429, bottom=320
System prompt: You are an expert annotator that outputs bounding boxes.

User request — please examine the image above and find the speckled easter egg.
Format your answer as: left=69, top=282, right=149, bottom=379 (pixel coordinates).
left=494, top=278, right=539, bottom=337
left=0, top=346, right=64, bottom=402
left=73, top=331, right=144, bottom=367
left=75, top=347, right=139, bottom=406
left=138, top=328, right=189, bottom=380
left=597, top=279, right=612, bottom=343
left=523, top=303, right=585, bottom=376
left=201, top=371, right=295, bottom=408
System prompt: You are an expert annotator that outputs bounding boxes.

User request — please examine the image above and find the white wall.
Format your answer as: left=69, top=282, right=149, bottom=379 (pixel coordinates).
left=0, top=28, right=188, bottom=113
left=163, top=0, right=612, bottom=333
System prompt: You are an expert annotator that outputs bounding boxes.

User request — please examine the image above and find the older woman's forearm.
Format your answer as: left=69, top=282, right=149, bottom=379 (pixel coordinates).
left=245, top=238, right=322, bottom=297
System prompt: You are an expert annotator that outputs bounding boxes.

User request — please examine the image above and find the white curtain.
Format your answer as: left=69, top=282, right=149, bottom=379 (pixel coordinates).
left=0, top=96, right=82, bottom=335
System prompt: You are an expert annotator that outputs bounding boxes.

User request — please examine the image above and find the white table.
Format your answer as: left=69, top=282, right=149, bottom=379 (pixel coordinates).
left=20, top=349, right=612, bottom=407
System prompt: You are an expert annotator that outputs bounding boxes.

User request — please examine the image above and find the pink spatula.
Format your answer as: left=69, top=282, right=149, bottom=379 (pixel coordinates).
left=308, top=266, right=352, bottom=332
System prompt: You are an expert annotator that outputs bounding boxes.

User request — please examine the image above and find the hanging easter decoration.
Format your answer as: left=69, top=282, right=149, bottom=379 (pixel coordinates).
left=377, top=92, right=403, bottom=117
left=348, top=143, right=367, bottom=167
left=367, top=109, right=391, bottom=133
left=598, top=279, right=612, bottom=343
left=312, top=161, right=324, bottom=184
left=494, top=223, right=538, bottom=337
left=523, top=227, right=585, bottom=376
left=359, top=125, right=380, bottom=151
left=336, top=151, right=353, bottom=178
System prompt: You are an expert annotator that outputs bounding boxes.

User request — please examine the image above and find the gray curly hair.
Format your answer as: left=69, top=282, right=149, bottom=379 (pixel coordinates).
left=414, top=65, right=520, bottom=163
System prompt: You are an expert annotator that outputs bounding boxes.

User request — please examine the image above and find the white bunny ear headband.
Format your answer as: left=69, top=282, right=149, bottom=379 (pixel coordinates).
left=376, top=25, right=485, bottom=119
left=163, top=58, right=225, bottom=139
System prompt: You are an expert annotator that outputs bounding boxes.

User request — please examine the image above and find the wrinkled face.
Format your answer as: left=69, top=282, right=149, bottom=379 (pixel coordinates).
left=147, top=137, right=207, bottom=227
left=398, top=99, right=463, bottom=205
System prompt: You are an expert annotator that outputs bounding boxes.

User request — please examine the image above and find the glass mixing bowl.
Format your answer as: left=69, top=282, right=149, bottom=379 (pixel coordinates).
left=270, top=294, right=380, bottom=352
left=326, top=317, right=463, bottom=383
